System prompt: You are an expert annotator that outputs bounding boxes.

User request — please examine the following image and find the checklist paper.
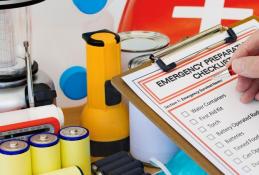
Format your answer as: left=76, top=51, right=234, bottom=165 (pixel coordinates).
left=122, top=19, right=259, bottom=175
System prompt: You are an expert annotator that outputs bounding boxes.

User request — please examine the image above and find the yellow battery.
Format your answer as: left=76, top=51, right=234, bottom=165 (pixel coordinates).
left=0, top=140, right=32, bottom=175
left=39, top=166, right=83, bottom=175
left=29, top=133, right=61, bottom=175
left=81, top=30, right=129, bottom=157
left=59, top=127, right=91, bottom=175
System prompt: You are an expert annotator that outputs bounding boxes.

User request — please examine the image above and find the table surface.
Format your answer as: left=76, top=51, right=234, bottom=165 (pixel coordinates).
left=63, top=106, right=160, bottom=175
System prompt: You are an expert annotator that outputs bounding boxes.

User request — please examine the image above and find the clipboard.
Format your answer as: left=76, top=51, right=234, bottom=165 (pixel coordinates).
left=112, top=16, right=259, bottom=174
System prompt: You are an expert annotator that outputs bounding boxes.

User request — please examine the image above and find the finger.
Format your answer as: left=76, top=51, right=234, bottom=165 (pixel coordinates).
left=232, top=56, right=259, bottom=78
left=229, top=30, right=259, bottom=65
left=255, top=92, right=259, bottom=101
left=232, top=30, right=259, bottom=60
left=236, top=76, right=253, bottom=92
left=240, top=80, right=259, bottom=103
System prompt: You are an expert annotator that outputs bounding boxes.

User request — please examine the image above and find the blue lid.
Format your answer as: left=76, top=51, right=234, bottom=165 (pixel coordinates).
left=72, top=0, right=107, bottom=14
left=0, top=140, right=30, bottom=155
left=59, top=126, right=89, bottom=141
left=29, top=133, right=59, bottom=148
left=60, top=66, right=87, bottom=100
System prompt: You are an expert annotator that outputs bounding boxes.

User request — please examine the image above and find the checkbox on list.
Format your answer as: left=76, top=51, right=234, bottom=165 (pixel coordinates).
left=233, top=158, right=242, bottom=165
left=242, top=166, right=251, bottom=173
left=207, top=134, right=216, bottom=140
left=190, top=119, right=198, bottom=125
left=215, top=142, right=224, bottom=148
left=224, top=150, right=233, bottom=157
left=198, top=127, right=207, bottom=133
left=181, top=111, right=190, bottom=118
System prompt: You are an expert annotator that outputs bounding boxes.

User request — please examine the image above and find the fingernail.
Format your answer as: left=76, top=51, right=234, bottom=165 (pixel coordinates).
left=232, top=59, right=245, bottom=73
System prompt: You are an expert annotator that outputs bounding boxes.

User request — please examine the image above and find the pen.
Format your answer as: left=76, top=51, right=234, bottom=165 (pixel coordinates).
left=213, top=66, right=236, bottom=80
left=228, top=66, right=236, bottom=76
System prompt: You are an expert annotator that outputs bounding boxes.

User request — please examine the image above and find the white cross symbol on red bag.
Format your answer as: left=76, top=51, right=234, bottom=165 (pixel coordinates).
left=119, top=0, right=258, bottom=43
left=173, top=0, right=253, bottom=31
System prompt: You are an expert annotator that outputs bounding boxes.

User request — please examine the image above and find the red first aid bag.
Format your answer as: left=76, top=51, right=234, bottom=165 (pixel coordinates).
left=119, top=0, right=259, bottom=43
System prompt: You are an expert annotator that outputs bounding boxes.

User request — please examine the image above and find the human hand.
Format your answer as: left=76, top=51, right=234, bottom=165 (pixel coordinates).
left=229, top=30, right=259, bottom=103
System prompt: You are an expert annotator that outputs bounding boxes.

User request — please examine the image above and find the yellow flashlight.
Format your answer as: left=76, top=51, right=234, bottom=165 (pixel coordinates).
left=81, top=30, right=129, bottom=156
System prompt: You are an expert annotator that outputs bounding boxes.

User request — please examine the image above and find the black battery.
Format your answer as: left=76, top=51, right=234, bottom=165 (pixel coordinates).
left=96, top=156, right=134, bottom=175
left=92, top=151, right=129, bottom=173
left=109, top=160, right=143, bottom=175
left=122, top=167, right=144, bottom=175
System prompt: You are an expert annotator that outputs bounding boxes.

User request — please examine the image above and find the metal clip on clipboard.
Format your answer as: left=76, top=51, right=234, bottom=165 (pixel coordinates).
left=150, top=25, right=237, bottom=72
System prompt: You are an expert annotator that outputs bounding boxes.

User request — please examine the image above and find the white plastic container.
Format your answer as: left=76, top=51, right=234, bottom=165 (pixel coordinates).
left=120, top=31, right=179, bottom=164
left=129, top=104, right=179, bottom=164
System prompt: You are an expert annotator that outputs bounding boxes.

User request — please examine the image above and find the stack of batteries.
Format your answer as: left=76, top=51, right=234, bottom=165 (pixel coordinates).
left=92, top=151, right=151, bottom=175
left=0, top=126, right=91, bottom=175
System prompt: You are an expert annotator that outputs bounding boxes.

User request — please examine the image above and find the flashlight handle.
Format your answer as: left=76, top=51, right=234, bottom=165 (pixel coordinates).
left=84, top=30, right=122, bottom=109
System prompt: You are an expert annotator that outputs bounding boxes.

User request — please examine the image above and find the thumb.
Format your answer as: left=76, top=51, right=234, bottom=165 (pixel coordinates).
left=232, top=56, right=259, bottom=78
